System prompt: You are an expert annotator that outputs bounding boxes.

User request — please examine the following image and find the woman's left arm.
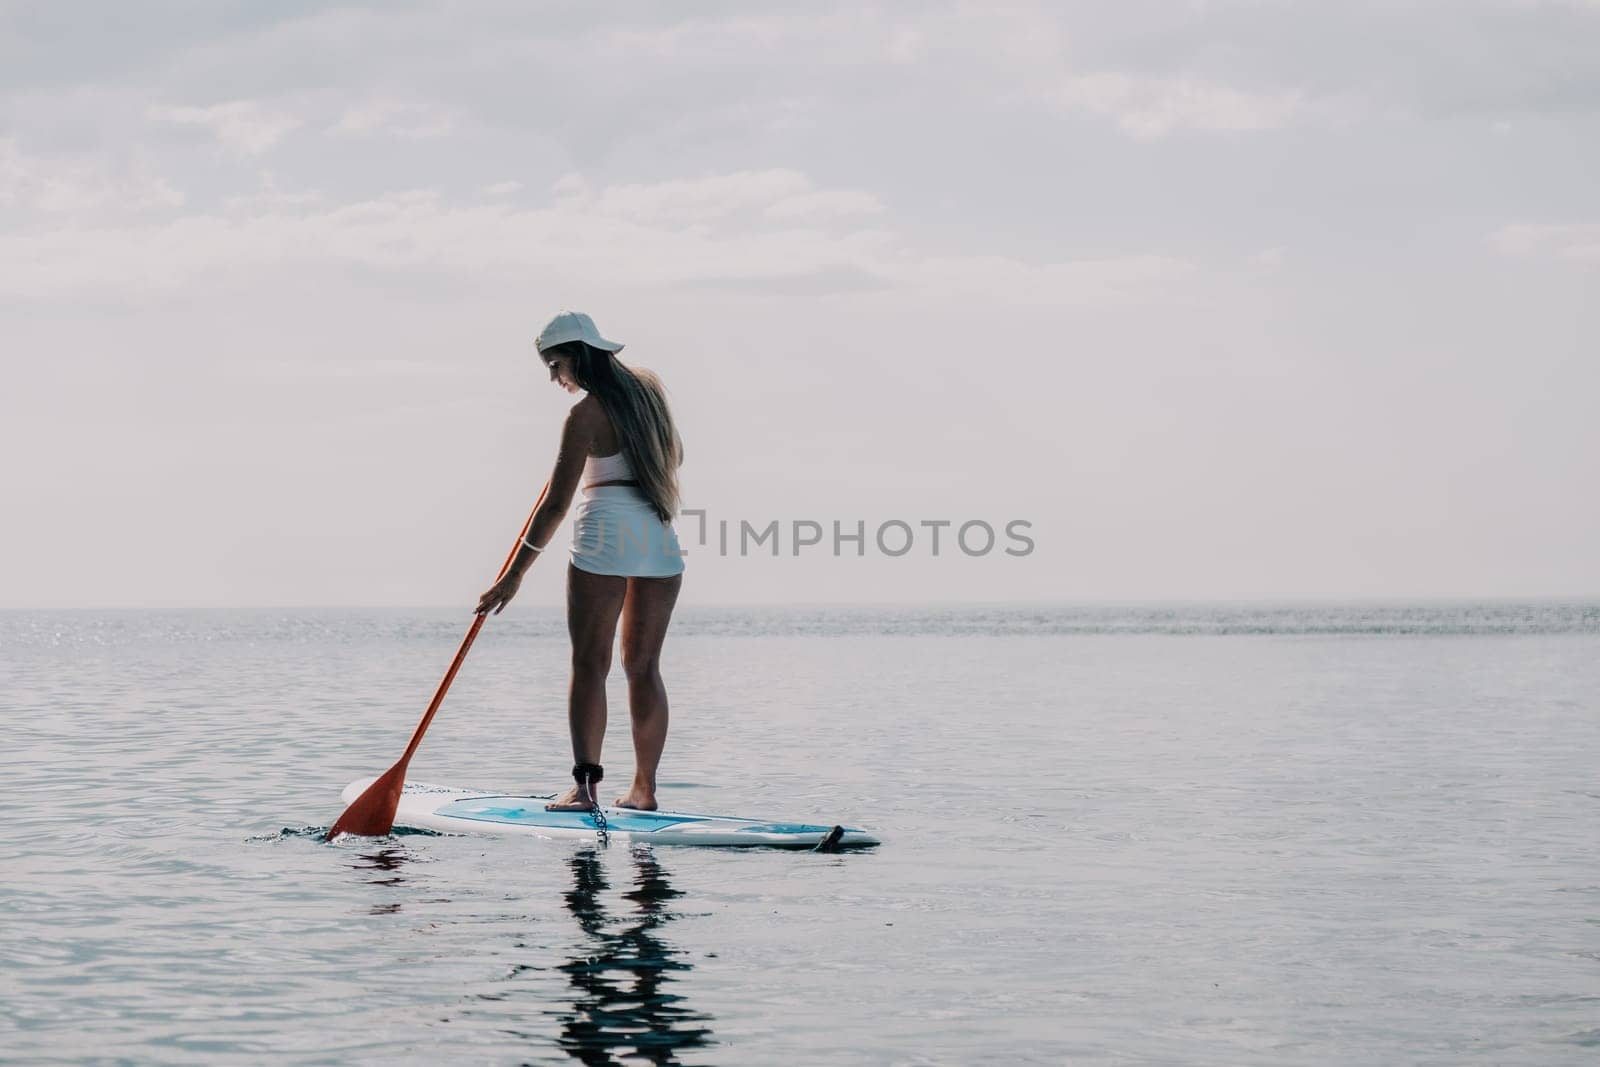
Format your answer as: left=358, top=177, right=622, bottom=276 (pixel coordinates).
left=475, top=402, right=596, bottom=615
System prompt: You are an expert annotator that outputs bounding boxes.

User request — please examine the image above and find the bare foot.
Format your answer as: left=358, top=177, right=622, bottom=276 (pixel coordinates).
left=545, top=784, right=599, bottom=812
left=614, top=789, right=657, bottom=811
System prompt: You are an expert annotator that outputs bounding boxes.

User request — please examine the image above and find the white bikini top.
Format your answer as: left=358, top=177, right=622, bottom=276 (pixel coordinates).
left=582, top=450, right=634, bottom=487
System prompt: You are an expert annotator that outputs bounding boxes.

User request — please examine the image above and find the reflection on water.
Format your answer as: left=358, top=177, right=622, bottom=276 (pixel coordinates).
left=350, top=846, right=409, bottom=884
left=343, top=838, right=714, bottom=1059
left=349, top=845, right=411, bottom=913
left=554, top=846, right=714, bottom=1064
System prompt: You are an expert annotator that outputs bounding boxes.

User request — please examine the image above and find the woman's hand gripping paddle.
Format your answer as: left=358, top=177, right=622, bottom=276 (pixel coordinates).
left=325, top=481, right=550, bottom=841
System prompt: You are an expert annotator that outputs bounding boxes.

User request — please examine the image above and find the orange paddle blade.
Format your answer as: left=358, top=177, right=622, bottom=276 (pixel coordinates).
left=326, top=762, right=409, bottom=840
left=324, top=480, right=549, bottom=842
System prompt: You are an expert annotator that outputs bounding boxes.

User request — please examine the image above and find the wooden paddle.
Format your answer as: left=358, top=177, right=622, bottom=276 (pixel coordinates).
left=326, top=480, right=550, bottom=841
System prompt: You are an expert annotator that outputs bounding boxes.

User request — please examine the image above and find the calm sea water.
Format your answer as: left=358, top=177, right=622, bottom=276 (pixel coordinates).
left=4, top=603, right=1599, bottom=1065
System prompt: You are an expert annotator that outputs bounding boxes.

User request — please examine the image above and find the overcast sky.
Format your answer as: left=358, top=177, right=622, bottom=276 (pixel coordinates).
left=2, top=1, right=1596, bottom=608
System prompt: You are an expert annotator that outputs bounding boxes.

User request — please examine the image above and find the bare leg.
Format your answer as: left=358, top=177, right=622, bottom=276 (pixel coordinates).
left=547, top=563, right=627, bottom=812
left=616, top=572, right=683, bottom=810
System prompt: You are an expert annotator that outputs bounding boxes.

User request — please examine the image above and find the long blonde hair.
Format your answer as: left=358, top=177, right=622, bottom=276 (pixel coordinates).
left=552, top=341, right=683, bottom=522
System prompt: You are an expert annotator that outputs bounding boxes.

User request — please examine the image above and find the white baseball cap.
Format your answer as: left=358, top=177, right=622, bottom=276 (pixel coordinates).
left=535, top=310, right=624, bottom=354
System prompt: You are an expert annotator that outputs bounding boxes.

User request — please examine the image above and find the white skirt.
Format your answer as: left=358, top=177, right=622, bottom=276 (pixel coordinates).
left=568, top=485, right=686, bottom=578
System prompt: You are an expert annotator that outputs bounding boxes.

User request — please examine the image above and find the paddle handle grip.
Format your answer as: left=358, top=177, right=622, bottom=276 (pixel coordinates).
left=397, top=479, right=552, bottom=766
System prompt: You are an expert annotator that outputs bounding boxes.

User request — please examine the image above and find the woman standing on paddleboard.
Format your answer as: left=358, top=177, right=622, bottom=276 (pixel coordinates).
left=475, top=311, right=686, bottom=813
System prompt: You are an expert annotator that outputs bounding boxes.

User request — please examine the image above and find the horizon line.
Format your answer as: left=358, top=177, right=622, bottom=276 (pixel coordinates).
left=4, top=595, right=1599, bottom=612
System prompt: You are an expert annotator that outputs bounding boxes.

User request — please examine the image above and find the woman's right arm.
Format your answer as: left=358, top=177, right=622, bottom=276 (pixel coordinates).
left=475, top=402, right=596, bottom=615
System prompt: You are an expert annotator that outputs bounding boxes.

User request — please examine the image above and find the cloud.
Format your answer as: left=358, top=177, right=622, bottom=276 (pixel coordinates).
left=1060, top=1, right=1600, bottom=124
left=1251, top=247, right=1286, bottom=270
left=220, top=173, right=324, bottom=213
left=1491, top=222, right=1600, bottom=262
left=553, top=168, right=874, bottom=226
left=0, top=167, right=1187, bottom=304
left=1058, top=73, right=1304, bottom=139
left=331, top=96, right=458, bottom=139
left=0, top=137, right=183, bottom=215
left=597, top=6, right=1309, bottom=141
left=764, top=189, right=883, bottom=221
left=147, top=100, right=303, bottom=155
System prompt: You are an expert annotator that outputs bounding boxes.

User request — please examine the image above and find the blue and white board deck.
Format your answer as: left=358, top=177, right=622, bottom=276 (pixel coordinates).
left=341, top=780, right=880, bottom=849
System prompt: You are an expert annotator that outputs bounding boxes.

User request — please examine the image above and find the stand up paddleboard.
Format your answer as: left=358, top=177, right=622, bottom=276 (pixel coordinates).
left=339, top=780, right=880, bottom=849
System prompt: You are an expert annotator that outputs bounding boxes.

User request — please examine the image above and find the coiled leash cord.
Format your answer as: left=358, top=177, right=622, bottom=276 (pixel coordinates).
left=574, top=762, right=608, bottom=845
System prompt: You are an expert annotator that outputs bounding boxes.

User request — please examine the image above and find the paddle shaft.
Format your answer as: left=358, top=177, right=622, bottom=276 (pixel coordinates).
left=393, top=479, right=551, bottom=771
left=325, top=480, right=552, bottom=840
